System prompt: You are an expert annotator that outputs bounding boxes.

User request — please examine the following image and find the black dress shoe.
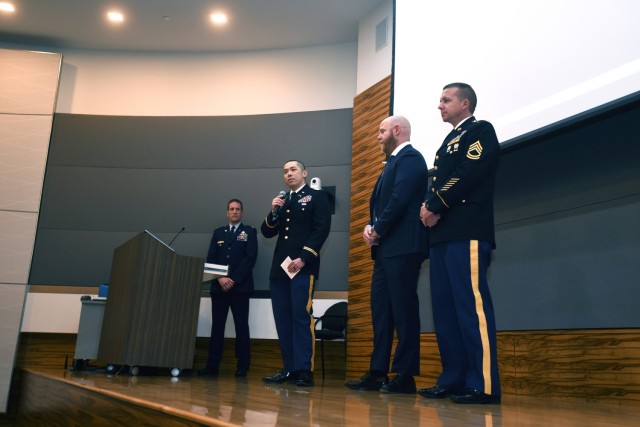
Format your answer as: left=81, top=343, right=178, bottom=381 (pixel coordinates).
left=450, top=388, right=501, bottom=404
left=235, top=368, right=247, bottom=378
left=379, top=374, right=416, bottom=394
left=296, top=371, right=314, bottom=387
left=197, top=368, right=219, bottom=377
left=345, top=372, right=389, bottom=391
left=417, top=384, right=456, bottom=399
left=263, top=370, right=294, bottom=384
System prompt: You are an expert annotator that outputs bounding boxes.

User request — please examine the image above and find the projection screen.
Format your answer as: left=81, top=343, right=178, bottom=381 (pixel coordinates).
left=393, top=0, right=640, bottom=163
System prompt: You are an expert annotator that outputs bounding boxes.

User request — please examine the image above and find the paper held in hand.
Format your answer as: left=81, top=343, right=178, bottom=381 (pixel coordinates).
left=203, top=263, right=229, bottom=282
left=280, top=256, right=300, bottom=279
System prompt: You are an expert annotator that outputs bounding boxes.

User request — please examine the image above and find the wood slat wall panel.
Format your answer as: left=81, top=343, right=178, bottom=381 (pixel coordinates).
left=347, top=76, right=392, bottom=378
left=16, top=329, right=640, bottom=405
left=15, top=334, right=345, bottom=380
left=506, top=330, right=640, bottom=404
left=15, top=333, right=77, bottom=371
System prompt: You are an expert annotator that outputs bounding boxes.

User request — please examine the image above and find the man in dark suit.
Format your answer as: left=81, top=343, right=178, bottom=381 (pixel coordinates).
left=199, top=199, right=258, bottom=378
left=419, top=83, right=501, bottom=404
left=345, top=115, right=428, bottom=394
left=261, top=160, right=331, bottom=387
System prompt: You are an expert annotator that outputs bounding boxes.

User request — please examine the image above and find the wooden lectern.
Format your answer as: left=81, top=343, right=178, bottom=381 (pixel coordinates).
left=97, top=231, right=203, bottom=372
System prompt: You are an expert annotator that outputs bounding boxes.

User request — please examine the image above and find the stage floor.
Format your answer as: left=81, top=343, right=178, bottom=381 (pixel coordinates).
left=17, top=368, right=640, bottom=426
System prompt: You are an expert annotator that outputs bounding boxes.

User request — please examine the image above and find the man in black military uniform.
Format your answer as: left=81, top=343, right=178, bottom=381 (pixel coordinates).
left=199, top=199, right=258, bottom=378
left=419, top=83, right=502, bottom=404
left=261, top=160, right=331, bottom=387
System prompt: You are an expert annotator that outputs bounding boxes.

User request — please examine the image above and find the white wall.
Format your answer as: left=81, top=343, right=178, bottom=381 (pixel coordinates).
left=356, top=0, right=393, bottom=95
left=56, top=44, right=358, bottom=116
left=0, top=48, right=61, bottom=412
left=21, top=294, right=345, bottom=340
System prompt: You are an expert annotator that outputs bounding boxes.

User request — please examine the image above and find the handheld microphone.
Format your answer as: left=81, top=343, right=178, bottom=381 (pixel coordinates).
left=168, top=226, right=186, bottom=247
left=272, top=191, right=287, bottom=219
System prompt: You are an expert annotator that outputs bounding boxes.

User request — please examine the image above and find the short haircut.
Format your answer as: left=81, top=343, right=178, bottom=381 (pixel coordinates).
left=285, top=160, right=306, bottom=170
left=443, top=82, right=477, bottom=113
left=227, top=199, right=243, bottom=210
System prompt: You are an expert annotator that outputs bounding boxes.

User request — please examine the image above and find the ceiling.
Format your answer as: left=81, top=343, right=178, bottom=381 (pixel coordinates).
left=0, top=0, right=386, bottom=53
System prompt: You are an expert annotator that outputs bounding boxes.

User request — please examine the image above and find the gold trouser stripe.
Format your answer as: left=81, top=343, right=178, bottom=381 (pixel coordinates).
left=307, top=275, right=316, bottom=372
left=470, top=240, right=491, bottom=394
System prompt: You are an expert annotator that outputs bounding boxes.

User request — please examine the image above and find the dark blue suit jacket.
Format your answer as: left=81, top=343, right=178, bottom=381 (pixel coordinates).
left=370, top=144, right=429, bottom=259
left=206, top=223, right=258, bottom=294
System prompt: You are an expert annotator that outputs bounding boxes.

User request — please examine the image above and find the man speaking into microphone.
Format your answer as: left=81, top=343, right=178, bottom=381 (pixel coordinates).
left=261, top=160, right=331, bottom=387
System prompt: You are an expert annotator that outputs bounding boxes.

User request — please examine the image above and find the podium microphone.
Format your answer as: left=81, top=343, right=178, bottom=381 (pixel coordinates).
left=272, top=191, right=287, bottom=220
left=168, top=226, right=186, bottom=247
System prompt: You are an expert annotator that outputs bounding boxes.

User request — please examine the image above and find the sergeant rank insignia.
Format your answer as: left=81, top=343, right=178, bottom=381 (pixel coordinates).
left=467, top=140, right=483, bottom=160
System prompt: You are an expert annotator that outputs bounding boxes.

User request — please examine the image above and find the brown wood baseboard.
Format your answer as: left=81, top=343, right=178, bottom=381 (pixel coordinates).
left=15, top=328, right=640, bottom=405
left=346, top=329, right=640, bottom=405
left=15, top=333, right=346, bottom=379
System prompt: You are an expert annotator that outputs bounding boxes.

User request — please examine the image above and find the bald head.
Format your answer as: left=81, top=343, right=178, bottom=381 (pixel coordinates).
left=384, top=115, right=411, bottom=142
left=377, top=115, right=412, bottom=156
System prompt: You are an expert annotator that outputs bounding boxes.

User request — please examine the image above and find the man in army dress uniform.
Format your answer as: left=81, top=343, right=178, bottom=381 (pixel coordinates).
left=419, top=83, right=502, bottom=404
left=261, top=160, right=331, bottom=387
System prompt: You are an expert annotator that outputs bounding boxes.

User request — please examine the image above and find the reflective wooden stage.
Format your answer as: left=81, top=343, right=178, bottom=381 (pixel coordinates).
left=15, top=368, right=640, bottom=426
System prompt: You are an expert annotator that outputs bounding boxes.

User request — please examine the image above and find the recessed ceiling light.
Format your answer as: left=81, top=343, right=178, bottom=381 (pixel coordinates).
left=210, top=12, right=228, bottom=25
left=0, top=2, right=15, bottom=13
left=107, top=11, right=124, bottom=23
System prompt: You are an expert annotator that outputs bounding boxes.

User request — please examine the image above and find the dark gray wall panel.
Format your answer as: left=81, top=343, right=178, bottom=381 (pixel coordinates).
left=48, top=110, right=353, bottom=169
left=38, top=165, right=350, bottom=232
left=31, top=110, right=352, bottom=291
left=29, top=229, right=348, bottom=292
left=494, top=106, right=640, bottom=225
left=492, top=196, right=639, bottom=329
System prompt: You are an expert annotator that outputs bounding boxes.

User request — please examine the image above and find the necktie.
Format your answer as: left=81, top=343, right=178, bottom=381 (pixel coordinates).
left=373, top=156, right=393, bottom=221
